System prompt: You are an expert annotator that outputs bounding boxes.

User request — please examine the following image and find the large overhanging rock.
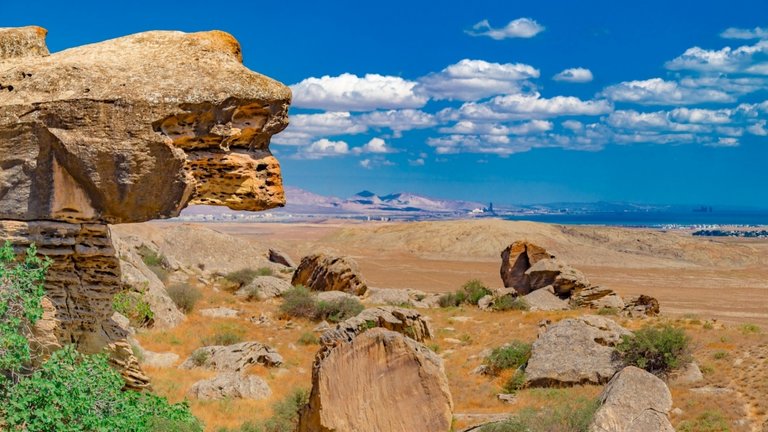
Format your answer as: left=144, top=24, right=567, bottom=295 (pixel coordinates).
left=0, top=27, right=290, bottom=389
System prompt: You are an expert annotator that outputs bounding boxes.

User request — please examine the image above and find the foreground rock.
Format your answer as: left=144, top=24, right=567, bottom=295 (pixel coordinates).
left=589, top=366, right=674, bottom=432
left=292, top=254, right=368, bottom=296
left=321, top=306, right=433, bottom=346
left=0, top=26, right=290, bottom=388
left=180, top=341, right=283, bottom=371
left=525, top=315, right=631, bottom=387
left=188, top=372, right=271, bottom=401
left=298, top=328, right=453, bottom=432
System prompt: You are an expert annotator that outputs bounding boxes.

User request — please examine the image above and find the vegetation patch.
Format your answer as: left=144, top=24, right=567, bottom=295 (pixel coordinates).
left=740, top=323, right=761, bottom=334
left=483, top=341, right=532, bottom=376
left=279, top=286, right=364, bottom=323
left=502, top=370, right=527, bottom=394
left=491, top=295, right=530, bottom=311
left=113, top=290, right=154, bottom=327
left=297, top=332, right=320, bottom=346
left=202, top=323, right=245, bottom=346
left=137, top=245, right=170, bottom=282
left=677, top=410, right=731, bottom=432
left=167, top=283, right=202, bottom=313
left=477, top=397, right=599, bottom=432
left=597, top=307, right=619, bottom=316
left=223, top=267, right=273, bottom=291
left=616, top=325, right=690, bottom=375
left=218, top=388, right=309, bottom=432
left=438, top=279, right=492, bottom=307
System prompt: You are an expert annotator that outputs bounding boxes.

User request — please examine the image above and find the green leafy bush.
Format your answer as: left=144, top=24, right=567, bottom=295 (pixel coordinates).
left=478, top=397, right=598, bottom=432
left=167, top=283, right=202, bottom=313
left=677, top=410, right=730, bottom=432
left=113, top=291, right=154, bottom=326
left=279, top=286, right=364, bottom=322
left=3, top=346, right=202, bottom=432
left=616, top=325, right=690, bottom=375
left=314, top=297, right=364, bottom=323
left=224, top=268, right=272, bottom=289
left=491, top=295, right=529, bottom=311
left=219, top=388, right=309, bottom=432
left=137, top=245, right=169, bottom=282
left=280, top=286, right=318, bottom=319
left=437, top=291, right=467, bottom=308
left=437, top=279, right=492, bottom=308
left=484, top=341, right=532, bottom=376
left=502, top=370, right=526, bottom=394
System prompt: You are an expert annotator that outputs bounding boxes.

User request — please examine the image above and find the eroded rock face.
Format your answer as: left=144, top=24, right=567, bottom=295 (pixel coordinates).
left=589, top=366, right=674, bottom=432
left=298, top=328, right=453, bottom=432
left=0, top=27, right=289, bottom=388
left=292, top=254, right=368, bottom=296
left=180, top=341, right=283, bottom=372
left=525, top=315, right=631, bottom=387
left=500, top=241, right=554, bottom=294
left=320, top=306, right=433, bottom=348
left=188, top=372, right=271, bottom=401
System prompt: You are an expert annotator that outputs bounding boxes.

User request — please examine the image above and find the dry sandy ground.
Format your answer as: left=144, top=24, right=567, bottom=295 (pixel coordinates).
left=195, top=219, right=768, bottom=326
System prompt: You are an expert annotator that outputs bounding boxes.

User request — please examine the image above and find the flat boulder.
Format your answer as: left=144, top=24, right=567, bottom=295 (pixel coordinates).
left=589, top=366, right=674, bottom=432
left=292, top=254, right=368, bottom=296
left=188, top=372, right=271, bottom=401
left=570, top=286, right=625, bottom=310
left=525, top=315, right=631, bottom=387
left=523, top=286, right=570, bottom=311
left=525, top=258, right=591, bottom=296
left=500, top=241, right=554, bottom=294
left=298, top=328, right=453, bottom=432
left=236, top=276, right=292, bottom=300
left=180, top=341, right=282, bottom=371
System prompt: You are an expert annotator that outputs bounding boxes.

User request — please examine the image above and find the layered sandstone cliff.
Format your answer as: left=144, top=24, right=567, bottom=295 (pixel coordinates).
left=0, top=26, right=289, bottom=388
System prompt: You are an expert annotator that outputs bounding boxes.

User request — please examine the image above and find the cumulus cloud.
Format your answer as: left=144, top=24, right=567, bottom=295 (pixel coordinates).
left=352, top=137, right=393, bottom=155
left=417, top=59, right=539, bottom=101
left=273, top=111, right=367, bottom=145
left=601, top=78, right=734, bottom=105
left=290, top=73, right=427, bottom=111
left=669, top=108, right=732, bottom=124
left=466, top=18, right=545, bottom=40
left=606, top=110, right=709, bottom=133
left=720, top=27, right=768, bottom=40
left=359, top=157, right=394, bottom=169
left=408, top=157, right=426, bottom=166
left=301, top=139, right=350, bottom=159
left=665, top=41, right=768, bottom=73
left=562, top=120, right=584, bottom=132
left=747, top=120, right=768, bottom=135
left=448, top=92, right=612, bottom=121
left=553, top=67, right=594, bottom=83
left=357, top=109, right=437, bottom=132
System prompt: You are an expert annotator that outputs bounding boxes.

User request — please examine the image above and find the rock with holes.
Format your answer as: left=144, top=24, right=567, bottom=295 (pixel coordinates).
left=525, top=315, right=631, bottom=387
left=298, top=328, right=453, bottom=432
left=188, top=372, right=271, bottom=401
left=589, top=366, right=674, bottom=432
left=621, top=295, right=660, bottom=317
left=180, top=341, right=283, bottom=371
left=320, top=306, right=433, bottom=348
left=500, top=241, right=554, bottom=294
left=292, top=254, right=368, bottom=296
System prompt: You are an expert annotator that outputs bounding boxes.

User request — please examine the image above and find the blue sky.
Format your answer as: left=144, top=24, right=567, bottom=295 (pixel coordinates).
left=6, top=1, right=768, bottom=206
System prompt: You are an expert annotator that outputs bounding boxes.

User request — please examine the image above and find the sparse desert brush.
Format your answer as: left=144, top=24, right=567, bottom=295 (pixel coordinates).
left=280, top=286, right=364, bottom=322
left=484, top=342, right=532, bottom=376
left=677, top=410, right=730, bottom=432
left=167, top=283, right=202, bottom=313
left=224, top=267, right=272, bottom=290
left=243, top=285, right=261, bottom=302
left=314, top=297, right=364, bottom=323
left=113, top=291, right=154, bottom=326
left=438, top=291, right=467, bottom=308
left=492, top=295, right=529, bottom=312
left=298, top=332, right=320, bottom=345
left=616, top=325, right=691, bottom=375
left=438, top=279, right=492, bottom=308
left=202, top=323, right=245, bottom=346
left=740, top=323, right=761, bottom=334
left=137, top=245, right=170, bottom=281
left=476, top=396, right=598, bottom=432
left=219, top=388, right=309, bottom=432
left=190, top=349, right=210, bottom=366
left=502, top=370, right=526, bottom=394
left=597, top=307, right=619, bottom=316
left=280, top=285, right=318, bottom=319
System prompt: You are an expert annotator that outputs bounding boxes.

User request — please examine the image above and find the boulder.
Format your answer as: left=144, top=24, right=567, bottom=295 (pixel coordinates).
left=525, top=315, right=631, bottom=387
left=523, top=286, right=570, bottom=311
left=622, top=295, right=660, bottom=317
left=188, top=372, right=271, bottom=401
left=180, top=341, right=283, bottom=371
left=141, top=350, right=180, bottom=368
left=268, top=248, right=296, bottom=267
left=589, top=366, right=674, bottom=432
left=0, top=26, right=49, bottom=60
left=236, top=275, right=293, bottom=300
left=199, top=307, right=240, bottom=318
left=364, top=287, right=438, bottom=308
left=298, top=328, right=453, bottom=432
left=316, top=290, right=359, bottom=303
left=525, top=259, right=591, bottom=296
left=292, top=254, right=368, bottom=296
left=570, top=286, right=625, bottom=310
left=321, top=306, right=433, bottom=347
left=670, top=362, right=704, bottom=385
left=500, top=241, right=554, bottom=294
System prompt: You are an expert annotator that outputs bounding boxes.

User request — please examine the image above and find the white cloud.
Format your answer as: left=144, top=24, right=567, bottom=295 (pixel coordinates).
left=290, top=73, right=427, bottom=111
left=553, top=67, right=593, bottom=83
left=665, top=41, right=768, bottom=73
left=359, top=157, right=394, bottom=169
left=359, top=159, right=372, bottom=169
left=710, top=137, right=740, bottom=147
left=408, top=158, right=426, bottom=166
left=450, top=92, right=612, bottom=121
left=302, top=139, right=349, bottom=159
left=357, top=109, right=437, bottom=132
left=466, top=18, right=545, bottom=40
left=746, top=62, right=768, bottom=74
left=669, top=108, right=732, bottom=124
left=720, top=27, right=768, bottom=40
left=417, top=59, right=539, bottom=101
left=274, top=111, right=367, bottom=146
left=562, top=120, right=584, bottom=132
left=602, top=78, right=734, bottom=105
left=747, top=120, right=768, bottom=135
left=352, top=137, right=393, bottom=155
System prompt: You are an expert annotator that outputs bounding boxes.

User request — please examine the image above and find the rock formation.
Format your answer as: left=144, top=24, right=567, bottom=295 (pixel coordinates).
left=525, top=315, right=631, bottom=387
left=292, top=253, right=368, bottom=296
left=0, top=27, right=289, bottom=388
left=236, top=275, right=293, bottom=300
left=188, top=372, right=271, bottom=401
left=500, top=241, right=554, bottom=293
left=321, top=306, right=433, bottom=347
left=268, top=248, right=296, bottom=267
left=180, top=341, right=283, bottom=372
left=298, top=328, right=453, bottom=432
left=589, top=366, right=674, bottom=432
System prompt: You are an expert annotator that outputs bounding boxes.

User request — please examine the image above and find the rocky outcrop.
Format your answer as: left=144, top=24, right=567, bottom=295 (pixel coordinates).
left=268, top=248, right=295, bottom=267
left=589, top=366, right=674, bottom=432
left=569, top=285, right=625, bottom=310
left=500, top=241, right=554, bottom=294
left=622, top=295, right=660, bottom=317
left=321, top=306, right=433, bottom=348
left=526, top=259, right=591, bottom=296
left=523, top=286, right=570, bottom=311
left=188, top=372, right=271, bottom=401
left=180, top=341, right=283, bottom=372
left=292, top=254, right=368, bottom=296
left=0, top=27, right=289, bottom=388
left=525, top=315, right=631, bottom=387
left=298, top=328, right=453, bottom=432
left=364, top=287, right=441, bottom=308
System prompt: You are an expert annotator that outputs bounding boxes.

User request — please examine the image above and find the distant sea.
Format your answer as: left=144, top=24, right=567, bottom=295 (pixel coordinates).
left=502, top=210, right=768, bottom=227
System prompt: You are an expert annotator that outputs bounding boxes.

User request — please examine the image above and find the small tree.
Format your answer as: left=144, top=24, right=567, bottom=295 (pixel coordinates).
left=616, top=325, right=691, bottom=375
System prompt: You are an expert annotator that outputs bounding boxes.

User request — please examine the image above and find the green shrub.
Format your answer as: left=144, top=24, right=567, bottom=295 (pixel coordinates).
left=224, top=268, right=272, bottom=288
left=484, top=341, right=532, bottom=375
left=597, top=307, right=619, bottom=316
left=190, top=349, right=210, bottom=366
left=113, top=291, right=155, bottom=326
left=712, top=351, right=728, bottom=360
left=202, top=323, right=245, bottom=346
left=478, top=397, right=598, bottom=432
left=220, top=388, right=309, bottom=432
left=280, top=286, right=318, bottom=319
left=137, top=245, right=169, bottom=282
left=740, top=323, right=761, bottom=334
left=502, top=370, right=526, bottom=394
left=167, top=283, right=202, bottom=313
left=492, top=295, right=530, bottom=311
left=298, top=332, right=320, bottom=346
left=616, top=325, right=690, bottom=375
left=244, top=285, right=261, bottom=302
left=462, top=279, right=493, bottom=305
left=677, top=410, right=730, bottom=432
left=438, top=291, right=467, bottom=308
left=4, top=346, right=202, bottom=432
left=314, top=297, right=364, bottom=323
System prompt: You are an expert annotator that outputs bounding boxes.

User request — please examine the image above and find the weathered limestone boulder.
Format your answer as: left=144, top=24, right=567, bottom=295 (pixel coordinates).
left=321, top=306, right=433, bottom=347
left=525, top=315, right=631, bottom=387
left=570, top=285, right=625, bottom=310
left=236, top=275, right=292, bottom=300
left=268, top=248, right=295, bottom=267
left=199, top=307, right=240, bottom=318
left=292, top=254, right=368, bottom=296
left=364, top=287, right=441, bottom=308
left=0, top=26, right=289, bottom=388
left=180, top=341, right=283, bottom=372
left=622, top=295, right=660, bottom=317
left=500, top=241, right=553, bottom=294
left=523, top=285, right=570, bottom=311
left=589, top=366, right=674, bottom=432
left=316, top=290, right=359, bottom=303
left=188, top=372, right=271, bottom=401
left=298, top=328, right=453, bottom=432
left=525, top=258, right=591, bottom=296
